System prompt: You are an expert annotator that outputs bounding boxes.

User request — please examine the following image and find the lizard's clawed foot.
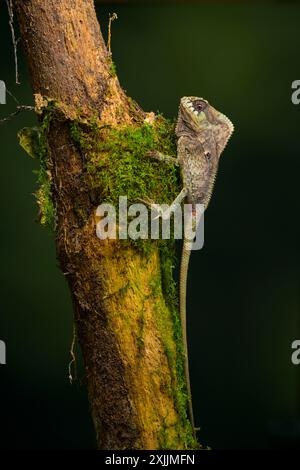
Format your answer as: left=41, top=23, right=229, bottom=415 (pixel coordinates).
left=145, top=150, right=179, bottom=166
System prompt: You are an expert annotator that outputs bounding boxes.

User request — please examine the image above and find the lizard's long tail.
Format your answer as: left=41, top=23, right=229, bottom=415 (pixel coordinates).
left=180, top=239, right=195, bottom=435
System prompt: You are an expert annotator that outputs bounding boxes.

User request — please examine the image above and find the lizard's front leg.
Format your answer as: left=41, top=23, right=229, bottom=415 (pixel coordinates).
left=146, top=150, right=179, bottom=166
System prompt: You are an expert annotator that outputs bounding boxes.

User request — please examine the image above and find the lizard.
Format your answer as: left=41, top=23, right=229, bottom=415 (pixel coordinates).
left=145, top=96, right=234, bottom=437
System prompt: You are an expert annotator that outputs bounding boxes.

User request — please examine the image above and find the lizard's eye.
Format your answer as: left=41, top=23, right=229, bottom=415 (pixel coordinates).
left=193, top=99, right=207, bottom=112
left=205, top=151, right=211, bottom=161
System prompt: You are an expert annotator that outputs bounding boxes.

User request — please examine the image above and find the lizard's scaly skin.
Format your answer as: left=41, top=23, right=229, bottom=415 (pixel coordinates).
left=148, top=96, right=234, bottom=438
left=180, top=240, right=194, bottom=430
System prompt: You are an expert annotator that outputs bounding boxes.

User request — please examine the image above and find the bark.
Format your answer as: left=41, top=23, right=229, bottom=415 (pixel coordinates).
left=15, top=0, right=195, bottom=450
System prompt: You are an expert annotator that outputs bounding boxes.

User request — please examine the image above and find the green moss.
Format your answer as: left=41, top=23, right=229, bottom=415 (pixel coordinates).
left=70, top=115, right=181, bottom=254
left=136, top=301, right=146, bottom=356
left=150, top=251, right=198, bottom=449
left=157, top=418, right=171, bottom=449
left=17, top=127, right=41, bottom=159
left=109, top=61, right=117, bottom=77
left=70, top=116, right=179, bottom=207
left=18, top=111, right=56, bottom=230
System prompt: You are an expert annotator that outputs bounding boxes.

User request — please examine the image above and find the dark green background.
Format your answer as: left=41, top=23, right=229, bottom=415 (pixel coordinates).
left=0, top=1, right=299, bottom=449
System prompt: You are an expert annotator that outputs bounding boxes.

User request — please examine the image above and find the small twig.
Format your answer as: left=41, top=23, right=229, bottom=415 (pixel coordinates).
left=0, top=89, right=34, bottom=123
left=68, top=322, right=77, bottom=384
left=0, top=105, right=34, bottom=123
left=107, top=12, right=118, bottom=55
left=6, top=0, right=20, bottom=85
left=6, top=88, right=18, bottom=105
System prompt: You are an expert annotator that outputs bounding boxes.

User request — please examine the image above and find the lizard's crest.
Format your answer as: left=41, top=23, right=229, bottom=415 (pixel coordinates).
left=176, top=96, right=234, bottom=154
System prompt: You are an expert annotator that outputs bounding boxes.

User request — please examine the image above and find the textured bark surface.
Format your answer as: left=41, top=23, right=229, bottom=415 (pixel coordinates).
left=15, top=0, right=194, bottom=449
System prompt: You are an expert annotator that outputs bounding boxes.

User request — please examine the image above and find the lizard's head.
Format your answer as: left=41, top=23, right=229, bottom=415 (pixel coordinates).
left=176, top=96, right=234, bottom=155
left=176, top=96, right=234, bottom=207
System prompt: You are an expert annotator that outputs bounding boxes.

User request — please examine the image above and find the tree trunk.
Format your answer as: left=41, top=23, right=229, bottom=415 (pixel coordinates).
left=15, top=0, right=196, bottom=450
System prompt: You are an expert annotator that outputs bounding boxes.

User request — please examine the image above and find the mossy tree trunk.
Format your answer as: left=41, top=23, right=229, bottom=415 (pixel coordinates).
left=15, top=0, right=196, bottom=449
